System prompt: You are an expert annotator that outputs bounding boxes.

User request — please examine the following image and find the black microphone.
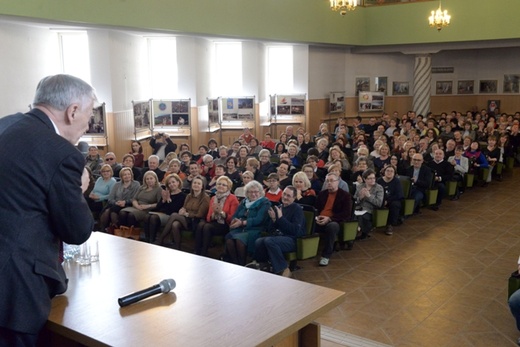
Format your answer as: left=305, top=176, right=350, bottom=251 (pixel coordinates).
left=118, top=279, right=176, bottom=307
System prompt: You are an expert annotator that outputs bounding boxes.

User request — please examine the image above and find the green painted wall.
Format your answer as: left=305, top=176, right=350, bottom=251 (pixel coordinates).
left=1, top=0, right=519, bottom=46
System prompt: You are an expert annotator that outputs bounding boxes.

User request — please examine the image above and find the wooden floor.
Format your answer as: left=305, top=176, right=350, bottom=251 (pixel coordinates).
left=290, top=169, right=520, bottom=347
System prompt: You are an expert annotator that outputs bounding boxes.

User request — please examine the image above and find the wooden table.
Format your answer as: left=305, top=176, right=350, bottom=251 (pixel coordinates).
left=46, top=233, right=345, bottom=347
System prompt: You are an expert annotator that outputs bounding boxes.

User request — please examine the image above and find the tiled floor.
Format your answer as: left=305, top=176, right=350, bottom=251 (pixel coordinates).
left=292, top=169, right=520, bottom=346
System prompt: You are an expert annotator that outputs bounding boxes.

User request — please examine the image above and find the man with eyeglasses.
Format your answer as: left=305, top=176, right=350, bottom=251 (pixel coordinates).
left=315, top=172, right=352, bottom=266
left=104, top=152, right=121, bottom=175
left=406, top=153, right=433, bottom=214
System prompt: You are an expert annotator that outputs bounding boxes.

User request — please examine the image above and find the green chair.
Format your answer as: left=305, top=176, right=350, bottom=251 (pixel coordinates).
left=425, top=189, right=438, bottom=206
left=506, top=157, right=515, bottom=171
left=446, top=180, right=458, bottom=197
left=464, top=173, right=475, bottom=188
left=495, top=162, right=504, bottom=176
left=480, top=167, right=490, bottom=181
left=399, top=176, right=415, bottom=216
left=372, top=209, right=389, bottom=228
left=285, top=205, right=319, bottom=270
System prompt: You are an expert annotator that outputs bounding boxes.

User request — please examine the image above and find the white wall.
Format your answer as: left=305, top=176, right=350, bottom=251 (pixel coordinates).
left=0, top=21, right=60, bottom=115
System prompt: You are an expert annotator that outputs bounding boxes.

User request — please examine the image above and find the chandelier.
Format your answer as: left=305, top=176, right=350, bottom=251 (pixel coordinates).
left=428, top=1, right=451, bottom=31
left=330, top=0, right=357, bottom=16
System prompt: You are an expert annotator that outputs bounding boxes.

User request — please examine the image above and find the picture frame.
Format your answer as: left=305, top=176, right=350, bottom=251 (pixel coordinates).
left=392, top=81, right=409, bottom=96
left=479, top=80, right=498, bottom=94
left=85, top=103, right=106, bottom=136
left=358, top=91, right=384, bottom=112
left=355, top=77, right=370, bottom=96
left=152, top=99, right=190, bottom=127
left=329, top=92, right=345, bottom=113
left=132, top=100, right=151, bottom=130
left=375, top=77, right=388, bottom=95
left=435, top=81, right=453, bottom=95
left=503, top=74, right=520, bottom=93
left=457, top=80, right=474, bottom=95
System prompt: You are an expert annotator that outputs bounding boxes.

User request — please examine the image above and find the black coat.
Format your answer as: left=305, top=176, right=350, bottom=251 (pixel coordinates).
left=0, top=109, right=93, bottom=333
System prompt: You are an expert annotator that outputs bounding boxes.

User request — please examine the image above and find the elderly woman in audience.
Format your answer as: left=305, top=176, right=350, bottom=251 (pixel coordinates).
left=292, top=171, right=316, bottom=206
left=315, top=137, right=329, bottom=162
left=144, top=173, right=186, bottom=243
left=354, top=169, right=384, bottom=240
left=99, top=167, right=140, bottom=232
left=194, top=176, right=239, bottom=257
left=325, top=145, right=351, bottom=171
left=377, top=165, right=404, bottom=235
left=162, top=158, right=186, bottom=183
left=373, top=144, right=391, bottom=175
left=245, top=157, right=264, bottom=182
left=156, top=175, right=209, bottom=249
left=119, top=153, right=142, bottom=180
left=159, top=152, right=177, bottom=172
left=119, top=171, right=162, bottom=227
left=258, top=149, right=276, bottom=176
left=286, top=143, right=303, bottom=169
left=448, top=145, right=469, bottom=200
left=225, top=180, right=270, bottom=265
left=87, top=164, right=117, bottom=214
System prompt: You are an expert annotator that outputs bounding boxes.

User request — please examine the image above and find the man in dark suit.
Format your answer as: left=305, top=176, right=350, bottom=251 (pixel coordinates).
left=406, top=153, right=433, bottom=214
left=138, top=154, right=165, bottom=183
left=0, top=75, right=95, bottom=345
left=315, top=172, right=352, bottom=267
left=427, top=149, right=454, bottom=211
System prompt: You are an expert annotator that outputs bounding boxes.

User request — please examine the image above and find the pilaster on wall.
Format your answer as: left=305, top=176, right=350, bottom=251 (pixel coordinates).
left=412, top=55, right=432, bottom=116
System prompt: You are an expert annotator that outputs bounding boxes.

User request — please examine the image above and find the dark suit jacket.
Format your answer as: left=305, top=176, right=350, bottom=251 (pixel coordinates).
left=315, top=188, right=352, bottom=223
left=0, top=109, right=93, bottom=334
left=405, top=165, right=433, bottom=192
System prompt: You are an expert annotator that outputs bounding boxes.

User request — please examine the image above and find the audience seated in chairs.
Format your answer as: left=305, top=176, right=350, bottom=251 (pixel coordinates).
left=86, top=164, right=116, bottom=214
left=156, top=175, right=209, bottom=249
left=315, top=172, right=352, bottom=267
left=377, top=165, right=404, bottom=235
left=224, top=180, right=270, bottom=266
left=138, top=155, right=165, bottom=183
left=354, top=169, right=384, bottom=241
left=194, top=176, right=239, bottom=257
left=143, top=173, right=186, bottom=243
left=99, top=167, right=140, bottom=232
left=247, top=186, right=306, bottom=277
left=119, top=171, right=162, bottom=227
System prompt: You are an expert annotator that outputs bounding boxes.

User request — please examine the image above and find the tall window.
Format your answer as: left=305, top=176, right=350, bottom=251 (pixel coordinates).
left=148, top=38, right=178, bottom=98
left=266, top=46, right=293, bottom=94
left=213, top=42, right=242, bottom=96
left=59, top=32, right=91, bottom=84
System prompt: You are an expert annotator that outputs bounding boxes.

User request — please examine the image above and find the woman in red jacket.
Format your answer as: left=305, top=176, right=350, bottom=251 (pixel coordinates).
left=194, top=176, right=239, bottom=257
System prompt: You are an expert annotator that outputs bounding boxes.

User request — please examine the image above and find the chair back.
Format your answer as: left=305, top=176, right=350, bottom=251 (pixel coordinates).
left=300, top=204, right=317, bottom=235
left=398, top=175, right=411, bottom=198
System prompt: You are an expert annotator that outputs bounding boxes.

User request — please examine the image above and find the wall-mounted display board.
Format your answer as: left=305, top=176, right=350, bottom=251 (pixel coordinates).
left=80, top=102, right=107, bottom=146
left=269, top=94, right=306, bottom=137
left=221, top=96, right=255, bottom=129
left=151, top=99, right=191, bottom=137
left=208, top=98, right=220, bottom=132
left=132, top=100, right=152, bottom=140
left=358, top=91, right=385, bottom=112
left=329, top=92, right=345, bottom=114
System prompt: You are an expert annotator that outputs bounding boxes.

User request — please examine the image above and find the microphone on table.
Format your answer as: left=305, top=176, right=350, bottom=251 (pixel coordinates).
left=118, top=278, right=176, bottom=307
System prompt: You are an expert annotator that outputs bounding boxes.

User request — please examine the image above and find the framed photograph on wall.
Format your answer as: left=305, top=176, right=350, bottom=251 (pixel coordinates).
left=355, top=77, right=370, bottom=96
left=503, top=74, right=520, bottom=93
left=457, top=80, right=474, bottom=94
left=359, top=91, right=384, bottom=112
left=329, top=92, right=345, bottom=113
left=375, top=77, right=388, bottom=94
left=392, top=81, right=409, bottom=96
left=479, top=80, right=498, bottom=93
left=86, top=103, right=106, bottom=135
left=132, top=100, right=151, bottom=130
left=435, top=81, right=453, bottom=95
